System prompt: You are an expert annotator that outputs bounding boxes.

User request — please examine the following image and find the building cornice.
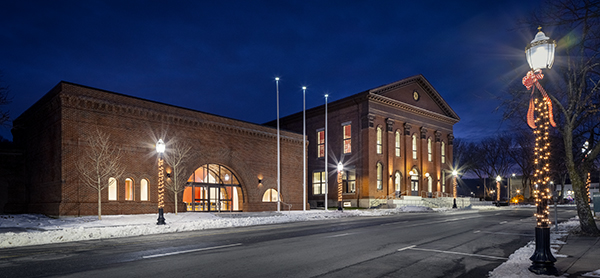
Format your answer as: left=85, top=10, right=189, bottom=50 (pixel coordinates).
left=367, top=93, right=459, bottom=125
left=58, top=88, right=304, bottom=144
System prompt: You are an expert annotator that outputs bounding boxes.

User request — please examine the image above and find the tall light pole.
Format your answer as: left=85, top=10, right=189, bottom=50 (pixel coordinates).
left=156, top=139, right=166, bottom=225
left=510, top=173, right=515, bottom=202
left=524, top=27, right=557, bottom=275
left=452, top=170, right=458, bottom=208
left=337, top=162, right=343, bottom=211
left=276, top=77, right=281, bottom=212
left=324, top=93, right=329, bottom=210
left=302, top=86, right=307, bottom=211
left=496, top=175, right=501, bottom=202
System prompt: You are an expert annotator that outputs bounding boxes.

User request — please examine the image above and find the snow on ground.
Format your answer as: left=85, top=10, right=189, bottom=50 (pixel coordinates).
left=488, top=217, right=583, bottom=278
left=0, top=205, right=435, bottom=248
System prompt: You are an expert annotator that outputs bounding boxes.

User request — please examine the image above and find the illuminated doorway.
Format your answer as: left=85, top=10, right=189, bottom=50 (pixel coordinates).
left=183, top=164, right=244, bottom=212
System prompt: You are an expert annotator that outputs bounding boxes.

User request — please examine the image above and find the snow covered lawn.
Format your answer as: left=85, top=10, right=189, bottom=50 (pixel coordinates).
left=0, top=206, right=434, bottom=248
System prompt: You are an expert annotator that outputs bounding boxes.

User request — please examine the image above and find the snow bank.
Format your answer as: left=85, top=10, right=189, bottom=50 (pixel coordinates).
left=0, top=206, right=434, bottom=248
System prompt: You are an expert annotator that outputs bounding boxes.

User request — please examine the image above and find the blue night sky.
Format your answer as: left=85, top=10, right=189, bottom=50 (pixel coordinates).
left=0, top=0, right=542, bottom=142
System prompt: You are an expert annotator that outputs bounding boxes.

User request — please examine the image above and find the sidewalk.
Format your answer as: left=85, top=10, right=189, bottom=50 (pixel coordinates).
left=555, top=220, right=600, bottom=277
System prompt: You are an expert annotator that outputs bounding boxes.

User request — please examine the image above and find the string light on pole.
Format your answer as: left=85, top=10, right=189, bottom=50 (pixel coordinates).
left=523, top=27, right=557, bottom=275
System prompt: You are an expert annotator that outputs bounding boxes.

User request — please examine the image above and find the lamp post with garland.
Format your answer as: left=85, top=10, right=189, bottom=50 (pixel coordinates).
left=523, top=27, right=557, bottom=275
left=156, top=139, right=166, bottom=225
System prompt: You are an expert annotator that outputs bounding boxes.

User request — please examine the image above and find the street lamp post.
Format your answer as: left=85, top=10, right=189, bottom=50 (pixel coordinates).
left=337, top=162, right=343, bottom=211
left=524, top=27, right=557, bottom=275
left=496, top=175, right=501, bottom=202
left=156, top=139, right=166, bottom=225
left=452, top=170, right=458, bottom=208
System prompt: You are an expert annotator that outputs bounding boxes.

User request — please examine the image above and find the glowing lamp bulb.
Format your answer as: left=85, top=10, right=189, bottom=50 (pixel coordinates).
left=156, top=139, right=165, bottom=154
left=337, top=162, right=343, bottom=172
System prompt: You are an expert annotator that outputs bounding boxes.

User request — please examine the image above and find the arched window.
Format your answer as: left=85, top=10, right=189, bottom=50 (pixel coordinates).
left=376, top=162, right=383, bottom=190
left=441, top=141, right=446, bottom=164
left=108, top=177, right=117, bottom=201
left=412, top=134, right=418, bottom=159
left=262, top=188, right=279, bottom=202
left=427, top=177, right=433, bottom=193
left=395, top=172, right=401, bottom=193
left=376, top=126, right=383, bottom=154
left=395, top=131, right=401, bottom=157
left=140, top=179, right=149, bottom=201
left=125, top=178, right=134, bottom=201
left=427, top=138, right=432, bottom=162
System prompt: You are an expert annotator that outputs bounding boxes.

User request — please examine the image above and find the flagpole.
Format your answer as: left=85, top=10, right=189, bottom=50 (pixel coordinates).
left=324, top=93, right=328, bottom=211
left=276, top=77, right=281, bottom=212
left=302, top=86, right=307, bottom=211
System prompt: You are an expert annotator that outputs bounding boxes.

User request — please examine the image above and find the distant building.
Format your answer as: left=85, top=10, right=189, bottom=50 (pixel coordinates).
left=273, top=75, right=460, bottom=208
left=6, top=82, right=304, bottom=216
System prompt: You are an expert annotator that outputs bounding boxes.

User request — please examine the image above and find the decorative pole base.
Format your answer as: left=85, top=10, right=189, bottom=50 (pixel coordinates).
left=157, top=208, right=166, bottom=225
left=529, top=227, right=557, bottom=275
left=452, top=198, right=457, bottom=208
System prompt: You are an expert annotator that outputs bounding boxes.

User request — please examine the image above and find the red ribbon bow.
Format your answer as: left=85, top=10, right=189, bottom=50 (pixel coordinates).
left=522, top=70, right=556, bottom=129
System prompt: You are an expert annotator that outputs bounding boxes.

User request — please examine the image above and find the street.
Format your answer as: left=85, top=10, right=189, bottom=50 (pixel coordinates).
left=0, top=207, right=577, bottom=278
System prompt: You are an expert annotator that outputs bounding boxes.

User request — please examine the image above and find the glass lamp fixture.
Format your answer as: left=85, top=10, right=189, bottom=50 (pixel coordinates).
left=525, top=27, right=556, bottom=71
left=156, top=139, right=165, bottom=154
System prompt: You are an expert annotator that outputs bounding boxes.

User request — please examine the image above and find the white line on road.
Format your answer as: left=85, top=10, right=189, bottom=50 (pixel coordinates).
left=397, top=245, right=417, bottom=251
left=499, top=221, right=508, bottom=224
left=327, top=233, right=353, bottom=238
left=397, top=246, right=507, bottom=260
left=142, top=243, right=242, bottom=259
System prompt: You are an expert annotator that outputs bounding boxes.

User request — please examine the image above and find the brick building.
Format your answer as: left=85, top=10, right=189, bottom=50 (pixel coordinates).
left=7, top=82, right=305, bottom=216
left=275, top=75, right=459, bottom=208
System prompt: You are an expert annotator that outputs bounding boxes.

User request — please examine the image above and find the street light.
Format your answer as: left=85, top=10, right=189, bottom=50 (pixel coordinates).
left=524, top=27, right=557, bottom=275
left=337, top=162, right=343, bottom=211
left=452, top=170, right=458, bottom=208
left=156, top=139, right=166, bottom=225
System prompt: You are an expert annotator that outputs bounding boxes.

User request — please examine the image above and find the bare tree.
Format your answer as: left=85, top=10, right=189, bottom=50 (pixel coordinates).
left=76, top=129, right=125, bottom=219
left=507, top=130, right=536, bottom=198
left=0, top=72, right=11, bottom=127
left=507, top=0, right=600, bottom=235
left=164, top=139, right=194, bottom=214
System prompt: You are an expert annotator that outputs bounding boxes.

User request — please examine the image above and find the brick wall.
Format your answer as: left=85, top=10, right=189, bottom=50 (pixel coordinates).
left=12, top=82, right=305, bottom=216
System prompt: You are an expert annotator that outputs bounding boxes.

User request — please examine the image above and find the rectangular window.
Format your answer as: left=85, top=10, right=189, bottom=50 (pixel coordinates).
left=313, top=171, right=326, bottom=195
left=441, top=142, right=446, bottom=164
left=343, top=168, right=356, bottom=193
left=343, top=124, right=351, bottom=154
left=427, top=138, right=432, bottom=162
left=395, top=131, right=401, bottom=157
left=376, top=127, right=383, bottom=154
left=412, top=135, right=418, bottom=159
left=317, top=130, right=325, bottom=158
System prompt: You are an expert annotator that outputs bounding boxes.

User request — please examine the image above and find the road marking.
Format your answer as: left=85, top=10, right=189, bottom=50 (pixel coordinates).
left=473, top=230, right=480, bottom=233
left=327, top=233, right=352, bottom=238
left=397, top=246, right=507, bottom=260
left=499, top=221, right=508, bottom=224
left=474, top=231, right=531, bottom=236
left=142, top=243, right=242, bottom=259
left=397, top=245, right=417, bottom=251
left=380, top=221, right=408, bottom=226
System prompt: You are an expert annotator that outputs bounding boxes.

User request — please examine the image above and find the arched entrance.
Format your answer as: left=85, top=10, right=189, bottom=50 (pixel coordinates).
left=183, top=164, right=244, bottom=212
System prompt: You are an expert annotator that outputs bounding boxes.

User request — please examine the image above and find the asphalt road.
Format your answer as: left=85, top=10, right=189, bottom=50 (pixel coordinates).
left=0, top=207, right=577, bottom=278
